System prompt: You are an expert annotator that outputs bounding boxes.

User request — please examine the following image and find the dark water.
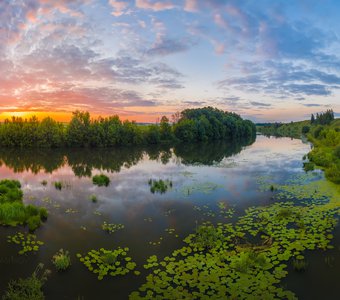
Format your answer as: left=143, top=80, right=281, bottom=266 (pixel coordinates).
left=0, top=136, right=339, bottom=299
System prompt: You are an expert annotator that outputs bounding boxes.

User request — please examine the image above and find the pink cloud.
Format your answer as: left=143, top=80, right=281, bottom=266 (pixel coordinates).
left=135, top=0, right=175, bottom=11
left=184, top=0, right=199, bottom=12
left=109, top=0, right=129, bottom=17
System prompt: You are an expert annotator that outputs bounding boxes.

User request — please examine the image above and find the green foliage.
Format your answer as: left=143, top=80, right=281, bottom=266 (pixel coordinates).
left=0, top=108, right=255, bottom=148
left=301, top=125, right=310, bottom=134
left=27, top=215, right=42, bottom=232
left=92, top=174, right=110, bottom=187
left=303, top=161, right=315, bottom=172
left=0, top=179, right=46, bottom=229
left=148, top=179, right=172, bottom=194
left=7, top=232, right=44, bottom=255
left=2, top=264, right=49, bottom=300
left=90, top=194, right=98, bottom=203
left=173, top=107, right=256, bottom=142
left=101, top=221, right=124, bottom=234
left=52, top=249, right=71, bottom=271
left=314, top=109, right=334, bottom=125
left=194, top=223, right=223, bottom=249
left=77, top=247, right=136, bottom=280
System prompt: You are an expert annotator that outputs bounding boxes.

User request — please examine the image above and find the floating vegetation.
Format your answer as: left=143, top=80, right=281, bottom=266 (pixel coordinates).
left=52, top=249, right=71, bottom=271
left=130, top=177, right=340, bottom=300
left=101, top=221, right=124, bottom=234
left=92, top=174, right=110, bottom=187
left=80, top=226, right=87, bottom=231
left=40, top=180, right=48, bottom=186
left=65, top=208, right=78, bottom=214
left=77, top=247, right=136, bottom=280
left=0, top=179, right=47, bottom=230
left=93, top=210, right=102, bottom=216
left=2, top=263, right=50, bottom=300
left=7, top=232, right=44, bottom=255
left=148, top=236, right=163, bottom=246
left=218, top=202, right=235, bottom=219
left=42, top=197, right=51, bottom=204
left=143, top=217, right=152, bottom=222
left=90, top=194, right=98, bottom=203
left=143, top=255, right=159, bottom=269
left=165, top=228, right=176, bottom=235
left=181, top=181, right=222, bottom=196
left=148, top=179, right=172, bottom=194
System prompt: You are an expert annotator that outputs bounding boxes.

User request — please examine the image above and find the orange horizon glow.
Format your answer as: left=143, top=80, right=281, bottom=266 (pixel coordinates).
left=0, top=111, right=173, bottom=123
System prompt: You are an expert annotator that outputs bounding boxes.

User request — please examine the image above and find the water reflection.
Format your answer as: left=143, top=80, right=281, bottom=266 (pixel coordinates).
left=0, top=136, right=255, bottom=177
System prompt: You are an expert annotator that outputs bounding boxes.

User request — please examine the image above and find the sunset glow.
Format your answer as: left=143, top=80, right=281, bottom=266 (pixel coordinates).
left=1, top=0, right=339, bottom=123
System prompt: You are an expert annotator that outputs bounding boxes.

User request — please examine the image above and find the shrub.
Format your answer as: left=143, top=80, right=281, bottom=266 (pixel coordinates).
left=303, top=162, right=315, bottom=172
left=92, top=174, right=110, bottom=187
left=52, top=249, right=71, bottom=271
left=334, top=144, right=340, bottom=159
left=2, top=263, right=50, bottom=300
left=301, top=126, right=310, bottom=134
left=325, top=164, right=340, bottom=184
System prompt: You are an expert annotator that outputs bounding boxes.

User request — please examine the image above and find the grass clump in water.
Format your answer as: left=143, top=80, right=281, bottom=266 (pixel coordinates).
left=0, top=179, right=48, bottom=230
left=52, top=249, right=71, bottom=271
left=54, top=181, right=63, bottom=190
left=148, top=179, right=172, bottom=194
left=2, top=263, right=50, bottom=300
left=90, top=194, right=98, bottom=203
left=40, top=180, right=48, bottom=186
left=92, top=174, right=110, bottom=187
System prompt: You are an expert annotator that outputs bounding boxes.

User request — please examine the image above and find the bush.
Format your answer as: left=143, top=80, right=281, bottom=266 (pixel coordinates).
left=92, top=174, right=110, bottom=187
left=301, top=126, right=310, bottom=134
left=334, top=144, right=340, bottom=159
left=2, top=264, right=49, bottom=300
left=303, top=162, right=315, bottom=172
left=325, top=164, right=340, bottom=184
left=52, top=249, right=71, bottom=271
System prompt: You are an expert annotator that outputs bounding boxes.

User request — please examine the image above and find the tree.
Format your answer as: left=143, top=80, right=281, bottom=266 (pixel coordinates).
left=311, top=114, right=315, bottom=124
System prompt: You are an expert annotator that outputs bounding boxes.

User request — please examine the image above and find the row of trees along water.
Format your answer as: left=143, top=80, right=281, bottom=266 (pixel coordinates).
left=0, top=107, right=256, bottom=148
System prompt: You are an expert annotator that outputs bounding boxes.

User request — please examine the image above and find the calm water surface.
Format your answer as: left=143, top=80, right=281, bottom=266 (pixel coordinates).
left=0, top=136, right=339, bottom=299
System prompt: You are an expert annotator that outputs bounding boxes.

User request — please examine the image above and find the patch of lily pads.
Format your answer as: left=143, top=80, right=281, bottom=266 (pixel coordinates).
left=7, top=232, right=44, bottom=255
left=77, top=247, right=136, bottom=280
left=101, top=221, right=124, bottom=234
left=129, top=172, right=340, bottom=299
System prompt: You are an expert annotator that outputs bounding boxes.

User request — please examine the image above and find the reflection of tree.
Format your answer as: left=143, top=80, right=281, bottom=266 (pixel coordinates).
left=0, top=148, right=65, bottom=174
left=173, top=136, right=256, bottom=166
left=0, top=136, right=256, bottom=176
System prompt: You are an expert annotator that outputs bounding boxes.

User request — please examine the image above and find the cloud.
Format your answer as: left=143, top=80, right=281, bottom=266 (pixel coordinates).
left=109, top=0, right=130, bottom=17
left=135, top=0, right=175, bottom=11
left=302, top=103, right=323, bottom=107
left=147, top=37, right=195, bottom=56
left=184, top=0, right=199, bottom=12
left=250, top=101, right=271, bottom=107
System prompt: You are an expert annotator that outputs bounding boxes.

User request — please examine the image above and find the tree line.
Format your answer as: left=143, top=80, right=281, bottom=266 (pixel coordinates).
left=0, top=107, right=256, bottom=148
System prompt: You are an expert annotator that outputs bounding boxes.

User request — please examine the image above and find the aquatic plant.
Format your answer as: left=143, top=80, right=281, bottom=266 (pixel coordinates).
left=90, top=194, right=98, bottom=203
left=92, top=174, right=110, bottom=187
left=148, top=179, right=172, bottom=194
left=101, top=221, right=124, bottom=234
left=40, top=180, right=48, bottom=186
left=7, top=232, right=44, bottom=255
left=52, top=249, right=71, bottom=271
left=76, top=247, right=136, bottom=280
left=0, top=179, right=47, bottom=229
left=2, top=263, right=50, bottom=300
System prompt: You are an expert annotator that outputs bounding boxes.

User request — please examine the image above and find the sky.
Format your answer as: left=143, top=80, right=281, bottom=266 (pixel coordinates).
left=0, top=0, right=339, bottom=123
